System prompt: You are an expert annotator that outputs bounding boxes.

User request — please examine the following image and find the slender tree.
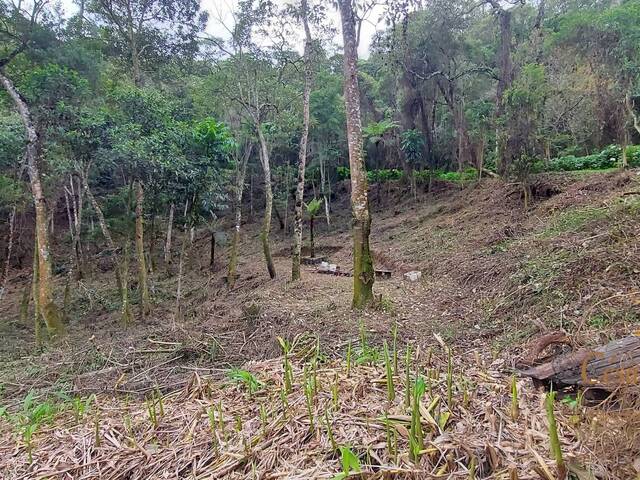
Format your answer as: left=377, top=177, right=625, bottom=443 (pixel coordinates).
left=292, top=0, right=314, bottom=281
left=0, top=0, right=65, bottom=335
left=338, top=0, right=375, bottom=308
left=135, top=180, right=150, bottom=317
left=228, top=143, right=253, bottom=289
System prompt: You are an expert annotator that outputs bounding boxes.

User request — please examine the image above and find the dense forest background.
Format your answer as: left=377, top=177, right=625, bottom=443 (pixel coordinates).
left=1, top=0, right=639, bottom=280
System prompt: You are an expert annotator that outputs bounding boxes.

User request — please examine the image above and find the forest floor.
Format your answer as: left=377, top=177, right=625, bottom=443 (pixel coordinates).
left=1, top=169, right=640, bottom=479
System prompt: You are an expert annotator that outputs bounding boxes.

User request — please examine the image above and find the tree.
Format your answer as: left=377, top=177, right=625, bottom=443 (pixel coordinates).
left=338, top=0, right=375, bottom=308
left=292, top=0, right=314, bottom=281
left=207, top=2, right=301, bottom=280
left=0, top=0, right=65, bottom=336
left=227, top=141, right=253, bottom=289
left=88, top=0, right=208, bottom=85
left=305, top=197, right=322, bottom=259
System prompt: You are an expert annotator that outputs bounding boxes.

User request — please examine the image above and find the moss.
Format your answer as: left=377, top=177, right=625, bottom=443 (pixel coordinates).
left=352, top=217, right=375, bottom=309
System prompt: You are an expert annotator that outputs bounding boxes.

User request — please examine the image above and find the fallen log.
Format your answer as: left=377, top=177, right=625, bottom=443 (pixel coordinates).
left=520, top=334, right=640, bottom=390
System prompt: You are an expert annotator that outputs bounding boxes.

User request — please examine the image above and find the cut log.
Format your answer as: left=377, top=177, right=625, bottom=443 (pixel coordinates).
left=520, top=335, right=640, bottom=390
left=375, top=269, right=392, bottom=279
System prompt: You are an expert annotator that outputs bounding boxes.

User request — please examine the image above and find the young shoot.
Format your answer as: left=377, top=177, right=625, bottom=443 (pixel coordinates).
left=545, top=391, right=566, bottom=478
left=383, top=340, right=395, bottom=402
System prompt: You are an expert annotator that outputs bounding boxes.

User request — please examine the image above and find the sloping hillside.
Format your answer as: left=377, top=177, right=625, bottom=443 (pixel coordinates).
left=1, top=170, right=639, bottom=478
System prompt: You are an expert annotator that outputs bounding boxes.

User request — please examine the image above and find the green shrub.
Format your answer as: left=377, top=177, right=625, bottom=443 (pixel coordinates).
left=436, top=168, right=478, bottom=184
left=336, top=167, right=403, bottom=183
left=544, top=144, right=627, bottom=172
left=625, top=145, right=640, bottom=167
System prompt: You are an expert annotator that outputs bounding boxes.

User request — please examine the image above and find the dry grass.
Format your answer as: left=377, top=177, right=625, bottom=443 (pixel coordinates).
left=1, top=334, right=636, bottom=480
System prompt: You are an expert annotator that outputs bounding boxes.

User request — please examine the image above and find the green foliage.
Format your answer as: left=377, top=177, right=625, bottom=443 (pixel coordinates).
left=1, top=391, right=58, bottom=462
left=363, top=119, right=399, bottom=145
left=400, top=129, right=425, bottom=168
left=336, top=167, right=403, bottom=183
left=0, top=174, right=27, bottom=210
left=193, top=119, right=235, bottom=157
left=331, top=446, right=361, bottom=479
left=227, top=368, right=263, bottom=396
left=305, top=198, right=322, bottom=219
left=435, top=168, right=478, bottom=184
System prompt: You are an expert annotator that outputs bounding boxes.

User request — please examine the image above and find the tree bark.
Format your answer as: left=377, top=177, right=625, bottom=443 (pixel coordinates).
left=32, top=236, right=42, bottom=346
left=625, top=93, right=640, bottom=136
left=338, top=0, right=375, bottom=308
left=82, top=171, right=132, bottom=325
left=309, top=216, right=315, bottom=259
left=0, top=70, right=64, bottom=336
left=164, top=202, right=174, bottom=266
left=292, top=0, right=314, bottom=281
left=228, top=144, right=252, bottom=289
left=319, top=152, right=331, bottom=228
left=209, top=230, right=215, bottom=270
left=494, top=7, right=514, bottom=176
left=0, top=205, right=16, bottom=302
left=135, top=180, right=150, bottom=317
left=256, top=126, right=276, bottom=279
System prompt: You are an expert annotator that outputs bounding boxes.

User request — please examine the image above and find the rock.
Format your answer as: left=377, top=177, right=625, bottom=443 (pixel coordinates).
left=404, top=270, right=422, bottom=282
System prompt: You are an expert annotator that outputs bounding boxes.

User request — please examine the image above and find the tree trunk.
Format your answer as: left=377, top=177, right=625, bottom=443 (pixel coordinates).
left=292, top=0, right=314, bottom=281
left=338, top=0, right=375, bottom=308
left=494, top=7, right=514, bottom=176
left=0, top=205, right=16, bottom=302
left=273, top=202, right=285, bottom=230
left=214, top=230, right=216, bottom=272
left=135, top=180, right=150, bottom=317
left=174, top=231, right=189, bottom=325
left=0, top=70, right=64, bottom=336
left=228, top=144, right=252, bottom=289
left=82, top=171, right=132, bottom=325
left=625, top=93, right=640, bottom=137
left=309, top=216, right=315, bottom=259
left=164, top=202, right=174, bottom=266
left=439, top=80, right=475, bottom=171
left=257, top=126, right=277, bottom=279
left=148, top=206, right=156, bottom=273
left=32, top=236, right=42, bottom=346
left=319, top=152, right=331, bottom=228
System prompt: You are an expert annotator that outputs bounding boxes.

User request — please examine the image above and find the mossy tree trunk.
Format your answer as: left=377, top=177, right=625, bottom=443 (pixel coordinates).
left=135, top=180, right=151, bottom=317
left=0, top=70, right=64, bottom=336
left=228, top=144, right=252, bottom=289
left=309, top=215, right=315, bottom=259
left=338, top=0, right=375, bottom=308
left=292, top=0, right=314, bottom=282
left=32, top=237, right=42, bottom=347
left=256, top=126, right=276, bottom=279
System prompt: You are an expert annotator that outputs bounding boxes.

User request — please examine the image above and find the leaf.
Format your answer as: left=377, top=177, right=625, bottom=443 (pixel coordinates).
left=339, top=446, right=361, bottom=475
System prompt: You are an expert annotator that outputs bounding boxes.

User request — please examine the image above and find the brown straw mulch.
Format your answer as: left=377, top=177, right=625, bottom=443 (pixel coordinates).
left=0, top=335, right=637, bottom=479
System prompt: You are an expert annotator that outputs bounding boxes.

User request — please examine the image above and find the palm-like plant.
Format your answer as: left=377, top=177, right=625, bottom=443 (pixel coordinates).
left=306, top=198, right=323, bottom=258
left=363, top=119, right=400, bottom=147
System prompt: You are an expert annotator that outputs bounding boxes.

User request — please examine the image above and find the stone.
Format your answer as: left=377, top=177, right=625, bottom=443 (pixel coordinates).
left=404, top=270, right=422, bottom=282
